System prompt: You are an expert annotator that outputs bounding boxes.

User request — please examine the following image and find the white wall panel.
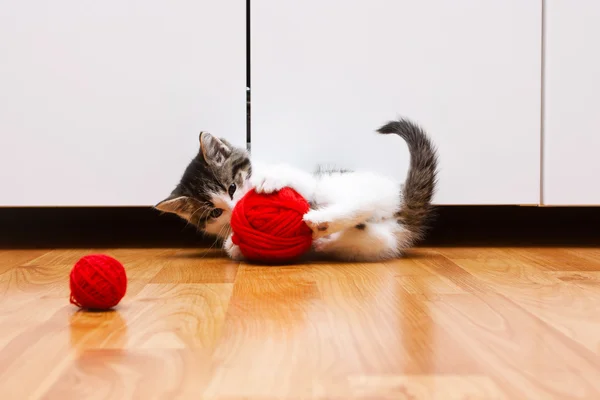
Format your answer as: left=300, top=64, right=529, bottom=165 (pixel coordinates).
left=251, top=0, right=541, bottom=205
left=543, top=0, right=600, bottom=205
left=0, top=1, right=246, bottom=206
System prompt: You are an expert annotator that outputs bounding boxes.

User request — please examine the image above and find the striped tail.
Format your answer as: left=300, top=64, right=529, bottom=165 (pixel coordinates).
left=376, top=118, right=439, bottom=243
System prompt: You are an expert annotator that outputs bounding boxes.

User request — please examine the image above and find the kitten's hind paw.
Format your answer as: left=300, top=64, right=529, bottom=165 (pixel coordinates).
left=313, top=236, right=335, bottom=252
left=303, top=210, right=332, bottom=238
left=304, top=206, right=372, bottom=238
left=313, top=231, right=344, bottom=253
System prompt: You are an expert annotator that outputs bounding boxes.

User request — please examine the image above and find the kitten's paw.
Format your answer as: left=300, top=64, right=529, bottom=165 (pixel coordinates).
left=313, top=236, right=335, bottom=252
left=303, top=210, right=332, bottom=238
left=250, top=172, right=288, bottom=194
left=257, top=178, right=288, bottom=194
left=224, top=236, right=244, bottom=261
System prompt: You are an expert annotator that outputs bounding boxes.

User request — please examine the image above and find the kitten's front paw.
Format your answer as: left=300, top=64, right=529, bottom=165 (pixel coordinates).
left=250, top=172, right=288, bottom=194
left=256, top=178, right=288, bottom=194
left=250, top=164, right=303, bottom=194
left=224, top=236, right=244, bottom=261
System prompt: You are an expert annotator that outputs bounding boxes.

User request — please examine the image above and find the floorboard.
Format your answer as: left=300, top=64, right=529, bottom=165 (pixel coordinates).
left=0, top=247, right=599, bottom=399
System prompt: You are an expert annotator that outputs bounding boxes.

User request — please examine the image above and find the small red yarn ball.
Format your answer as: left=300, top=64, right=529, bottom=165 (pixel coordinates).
left=230, top=187, right=313, bottom=263
left=69, top=254, right=127, bottom=310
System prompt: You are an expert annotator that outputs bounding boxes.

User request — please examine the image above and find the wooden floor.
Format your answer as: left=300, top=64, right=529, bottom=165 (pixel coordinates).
left=1, top=247, right=599, bottom=399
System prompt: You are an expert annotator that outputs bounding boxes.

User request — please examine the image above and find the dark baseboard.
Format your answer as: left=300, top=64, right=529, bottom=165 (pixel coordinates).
left=0, top=206, right=598, bottom=249
left=0, top=207, right=208, bottom=249
left=424, top=205, right=599, bottom=247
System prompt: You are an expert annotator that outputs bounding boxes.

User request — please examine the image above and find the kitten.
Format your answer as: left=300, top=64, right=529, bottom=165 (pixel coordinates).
left=155, top=118, right=438, bottom=262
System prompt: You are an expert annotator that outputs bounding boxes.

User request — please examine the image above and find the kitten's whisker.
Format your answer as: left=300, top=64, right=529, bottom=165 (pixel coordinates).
left=190, top=206, right=209, bottom=224
left=180, top=206, right=205, bottom=231
left=199, top=223, right=228, bottom=259
left=214, top=223, right=229, bottom=245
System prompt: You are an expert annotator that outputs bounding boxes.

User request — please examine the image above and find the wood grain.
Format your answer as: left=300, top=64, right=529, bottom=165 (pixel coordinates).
left=0, top=247, right=599, bottom=399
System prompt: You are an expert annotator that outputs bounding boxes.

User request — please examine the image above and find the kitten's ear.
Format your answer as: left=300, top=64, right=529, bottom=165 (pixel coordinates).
left=199, top=131, right=231, bottom=167
left=155, top=194, right=191, bottom=218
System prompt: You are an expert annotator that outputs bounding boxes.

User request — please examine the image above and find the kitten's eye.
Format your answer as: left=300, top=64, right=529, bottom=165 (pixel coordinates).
left=210, top=208, right=223, bottom=218
left=228, top=183, right=237, bottom=198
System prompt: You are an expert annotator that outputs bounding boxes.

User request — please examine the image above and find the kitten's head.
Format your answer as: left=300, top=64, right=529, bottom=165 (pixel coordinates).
left=155, top=132, right=252, bottom=238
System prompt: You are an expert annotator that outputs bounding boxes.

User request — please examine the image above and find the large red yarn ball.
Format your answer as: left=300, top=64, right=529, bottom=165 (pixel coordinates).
left=230, top=187, right=313, bottom=263
left=69, top=254, right=127, bottom=310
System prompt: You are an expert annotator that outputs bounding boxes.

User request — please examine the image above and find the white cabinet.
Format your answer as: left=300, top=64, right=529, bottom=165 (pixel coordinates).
left=9, top=1, right=598, bottom=207
left=0, top=1, right=246, bottom=206
left=251, top=0, right=542, bottom=205
left=543, top=0, right=600, bottom=206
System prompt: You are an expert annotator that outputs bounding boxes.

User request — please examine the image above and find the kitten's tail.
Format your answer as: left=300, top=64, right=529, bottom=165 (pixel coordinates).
left=376, top=118, right=439, bottom=243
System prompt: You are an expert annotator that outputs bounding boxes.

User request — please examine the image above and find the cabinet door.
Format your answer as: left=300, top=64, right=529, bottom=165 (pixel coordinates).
left=0, top=1, right=246, bottom=206
left=543, top=1, right=600, bottom=205
left=251, top=0, right=541, bottom=205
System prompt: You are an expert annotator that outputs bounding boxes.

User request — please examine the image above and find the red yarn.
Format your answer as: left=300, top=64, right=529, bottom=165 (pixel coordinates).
left=69, top=254, right=127, bottom=310
left=230, top=187, right=313, bottom=263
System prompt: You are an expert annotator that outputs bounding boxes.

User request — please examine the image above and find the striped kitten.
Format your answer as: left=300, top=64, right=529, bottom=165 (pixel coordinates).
left=156, top=118, right=438, bottom=262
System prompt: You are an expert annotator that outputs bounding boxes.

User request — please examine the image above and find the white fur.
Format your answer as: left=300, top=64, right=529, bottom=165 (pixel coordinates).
left=224, top=162, right=412, bottom=262
left=223, top=234, right=244, bottom=260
